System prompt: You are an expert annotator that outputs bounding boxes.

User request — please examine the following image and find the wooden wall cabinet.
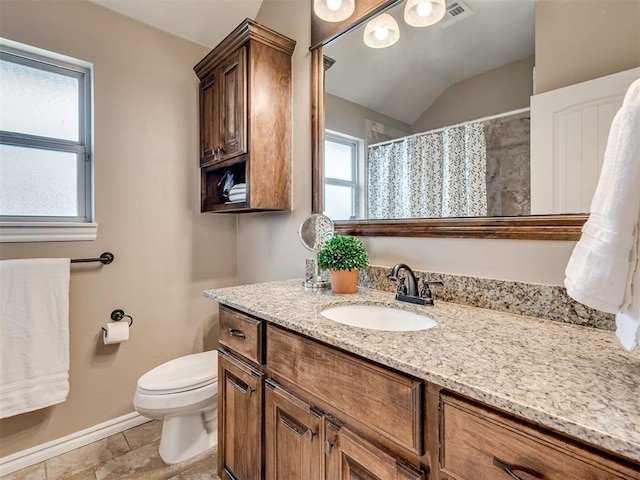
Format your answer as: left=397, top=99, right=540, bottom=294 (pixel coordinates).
left=194, top=19, right=296, bottom=213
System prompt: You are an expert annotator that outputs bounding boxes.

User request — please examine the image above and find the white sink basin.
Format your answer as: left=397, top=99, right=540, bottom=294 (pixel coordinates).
left=321, top=304, right=437, bottom=332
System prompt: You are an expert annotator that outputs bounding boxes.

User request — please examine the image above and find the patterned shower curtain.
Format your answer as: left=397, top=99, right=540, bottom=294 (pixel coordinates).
left=367, top=123, right=487, bottom=219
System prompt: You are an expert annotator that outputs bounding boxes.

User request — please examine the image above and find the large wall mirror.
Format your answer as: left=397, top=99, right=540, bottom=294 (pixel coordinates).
left=311, top=0, right=594, bottom=240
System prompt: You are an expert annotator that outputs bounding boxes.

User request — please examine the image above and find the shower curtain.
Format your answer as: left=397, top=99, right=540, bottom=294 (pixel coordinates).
left=367, top=123, right=487, bottom=219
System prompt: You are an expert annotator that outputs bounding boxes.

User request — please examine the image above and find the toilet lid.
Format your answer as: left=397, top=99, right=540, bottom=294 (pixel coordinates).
left=137, top=351, right=218, bottom=395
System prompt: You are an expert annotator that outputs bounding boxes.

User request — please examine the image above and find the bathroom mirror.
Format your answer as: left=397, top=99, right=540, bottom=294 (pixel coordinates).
left=299, top=213, right=334, bottom=289
left=310, top=0, right=589, bottom=240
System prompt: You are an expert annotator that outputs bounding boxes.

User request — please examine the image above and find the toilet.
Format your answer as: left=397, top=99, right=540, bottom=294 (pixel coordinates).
left=133, top=351, right=218, bottom=465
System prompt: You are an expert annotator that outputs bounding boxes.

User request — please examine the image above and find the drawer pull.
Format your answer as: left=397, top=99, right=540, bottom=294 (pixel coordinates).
left=228, top=376, right=254, bottom=396
left=227, top=328, right=246, bottom=338
left=493, top=457, right=543, bottom=480
left=280, top=416, right=304, bottom=436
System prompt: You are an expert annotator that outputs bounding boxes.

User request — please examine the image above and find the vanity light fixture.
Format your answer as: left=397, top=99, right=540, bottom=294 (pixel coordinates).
left=363, top=13, right=400, bottom=48
left=314, top=0, right=355, bottom=22
left=404, top=0, right=447, bottom=27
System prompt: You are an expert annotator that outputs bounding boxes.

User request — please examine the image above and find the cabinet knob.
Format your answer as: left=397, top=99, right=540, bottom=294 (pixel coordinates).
left=306, top=429, right=317, bottom=444
left=324, top=440, right=335, bottom=455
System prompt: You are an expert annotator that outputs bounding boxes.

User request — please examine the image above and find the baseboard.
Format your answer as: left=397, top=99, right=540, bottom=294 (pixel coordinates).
left=0, top=412, right=150, bottom=476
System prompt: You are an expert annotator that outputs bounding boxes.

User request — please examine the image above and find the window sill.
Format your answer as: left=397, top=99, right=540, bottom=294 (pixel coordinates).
left=0, top=222, right=98, bottom=243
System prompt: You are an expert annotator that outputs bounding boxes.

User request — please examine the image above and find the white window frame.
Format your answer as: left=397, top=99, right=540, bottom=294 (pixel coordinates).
left=324, top=130, right=364, bottom=220
left=0, top=37, right=96, bottom=242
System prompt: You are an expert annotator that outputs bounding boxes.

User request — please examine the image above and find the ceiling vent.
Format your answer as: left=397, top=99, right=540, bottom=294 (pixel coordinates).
left=439, top=0, right=474, bottom=29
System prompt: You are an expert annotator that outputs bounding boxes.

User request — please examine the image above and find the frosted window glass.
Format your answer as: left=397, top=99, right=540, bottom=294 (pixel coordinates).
left=0, top=144, right=78, bottom=217
left=0, top=58, right=80, bottom=141
left=325, top=140, right=353, bottom=181
left=325, top=184, right=353, bottom=220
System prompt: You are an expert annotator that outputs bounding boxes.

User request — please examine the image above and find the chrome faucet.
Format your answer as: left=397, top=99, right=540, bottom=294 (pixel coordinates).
left=388, top=263, right=443, bottom=306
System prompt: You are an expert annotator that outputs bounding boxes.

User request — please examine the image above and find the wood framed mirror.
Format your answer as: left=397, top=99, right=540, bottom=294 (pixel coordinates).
left=310, top=0, right=588, bottom=240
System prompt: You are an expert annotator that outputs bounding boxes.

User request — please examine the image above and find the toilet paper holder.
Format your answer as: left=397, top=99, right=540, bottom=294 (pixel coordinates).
left=101, top=309, right=133, bottom=333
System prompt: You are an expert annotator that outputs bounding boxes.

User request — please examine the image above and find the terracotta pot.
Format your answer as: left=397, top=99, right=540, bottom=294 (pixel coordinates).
left=329, top=269, right=359, bottom=294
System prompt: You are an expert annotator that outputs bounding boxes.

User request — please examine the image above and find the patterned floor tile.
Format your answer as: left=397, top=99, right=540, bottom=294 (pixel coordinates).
left=122, top=420, right=162, bottom=450
left=45, top=435, right=129, bottom=480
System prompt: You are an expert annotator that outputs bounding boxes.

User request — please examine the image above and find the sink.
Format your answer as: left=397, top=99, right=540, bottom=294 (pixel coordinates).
left=321, top=304, right=437, bottom=332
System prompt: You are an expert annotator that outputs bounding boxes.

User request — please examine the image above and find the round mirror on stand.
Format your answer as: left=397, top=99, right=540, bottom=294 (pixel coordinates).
left=299, top=213, right=335, bottom=290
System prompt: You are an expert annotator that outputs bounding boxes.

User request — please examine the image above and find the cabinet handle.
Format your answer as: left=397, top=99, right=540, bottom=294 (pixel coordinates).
left=306, top=429, right=317, bottom=444
left=493, top=457, right=544, bottom=480
left=228, top=376, right=254, bottom=396
left=280, top=417, right=304, bottom=436
left=227, top=328, right=245, bottom=338
left=324, top=440, right=335, bottom=455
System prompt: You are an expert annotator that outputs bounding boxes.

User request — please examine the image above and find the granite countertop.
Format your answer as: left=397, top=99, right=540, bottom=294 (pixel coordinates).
left=204, top=279, right=640, bottom=463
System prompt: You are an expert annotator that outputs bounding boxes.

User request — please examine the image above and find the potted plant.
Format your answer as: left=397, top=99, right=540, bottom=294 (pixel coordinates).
left=318, top=235, right=369, bottom=293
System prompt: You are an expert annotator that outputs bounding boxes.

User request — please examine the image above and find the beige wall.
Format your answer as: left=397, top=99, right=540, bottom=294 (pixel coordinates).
left=411, top=56, right=534, bottom=133
left=325, top=93, right=410, bottom=139
left=0, top=0, right=237, bottom=455
left=535, top=0, right=640, bottom=94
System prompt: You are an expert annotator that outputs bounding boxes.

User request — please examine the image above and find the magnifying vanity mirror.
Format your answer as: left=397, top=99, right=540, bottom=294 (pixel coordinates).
left=299, top=213, right=335, bottom=289
left=310, top=0, right=604, bottom=240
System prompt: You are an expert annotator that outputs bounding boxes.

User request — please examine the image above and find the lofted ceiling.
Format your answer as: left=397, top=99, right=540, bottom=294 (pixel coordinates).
left=88, top=0, right=264, bottom=48
left=324, top=0, right=535, bottom=125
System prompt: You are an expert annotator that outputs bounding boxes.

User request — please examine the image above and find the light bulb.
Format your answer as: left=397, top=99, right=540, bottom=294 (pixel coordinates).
left=416, top=1, right=433, bottom=17
left=326, top=0, right=342, bottom=12
left=374, top=27, right=389, bottom=41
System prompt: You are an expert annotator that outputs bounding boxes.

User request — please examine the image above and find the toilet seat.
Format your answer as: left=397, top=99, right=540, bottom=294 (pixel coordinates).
left=137, top=351, right=218, bottom=395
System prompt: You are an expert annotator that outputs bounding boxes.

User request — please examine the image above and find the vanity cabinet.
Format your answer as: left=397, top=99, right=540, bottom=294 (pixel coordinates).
left=216, top=305, right=639, bottom=480
left=194, top=19, right=296, bottom=213
left=437, top=393, right=640, bottom=480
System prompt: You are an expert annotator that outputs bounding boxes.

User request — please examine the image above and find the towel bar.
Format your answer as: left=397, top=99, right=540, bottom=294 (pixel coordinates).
left=70, top=252, right=114, bottom=265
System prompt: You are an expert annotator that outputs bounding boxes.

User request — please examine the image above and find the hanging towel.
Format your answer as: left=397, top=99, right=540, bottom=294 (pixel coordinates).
left=564, top=77, right=640, bottom=351
left=0, top=258, right=71, bottom=418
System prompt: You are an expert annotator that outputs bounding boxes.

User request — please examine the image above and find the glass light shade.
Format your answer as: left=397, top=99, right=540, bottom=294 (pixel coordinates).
left=363, top=14, right=400, bottom=49
left=314, top=0, right=355, bottom=22
left=404, top=0, right=447, bottom=27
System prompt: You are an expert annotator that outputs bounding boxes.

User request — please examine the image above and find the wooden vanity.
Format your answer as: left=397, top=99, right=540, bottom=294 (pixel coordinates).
left=209, top=292, right=640, bottom=480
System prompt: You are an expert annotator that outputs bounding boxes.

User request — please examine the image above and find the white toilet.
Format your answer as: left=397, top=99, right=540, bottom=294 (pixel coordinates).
left=133, top=351, right=218, bottom=465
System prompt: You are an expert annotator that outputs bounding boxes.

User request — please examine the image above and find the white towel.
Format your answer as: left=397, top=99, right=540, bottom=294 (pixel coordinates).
left=0, top=258, right=71, bottom=418
left=564, top=77, right=640, bottom=351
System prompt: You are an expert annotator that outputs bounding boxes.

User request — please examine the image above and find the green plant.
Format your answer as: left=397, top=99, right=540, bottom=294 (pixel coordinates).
left=318, top=235, right=369, bottom=272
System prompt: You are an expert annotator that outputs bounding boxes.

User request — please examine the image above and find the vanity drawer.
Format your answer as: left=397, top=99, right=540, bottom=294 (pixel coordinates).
left=440, top=393, right=640, bottom=480
left=266, top=324, right=423, bottom=455
left=219, top=306, right=263, bottom=365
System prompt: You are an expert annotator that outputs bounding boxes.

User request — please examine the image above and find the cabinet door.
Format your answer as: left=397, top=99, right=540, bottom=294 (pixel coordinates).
left=218, top=348, right=263, bottom=480
left=199, top=72, right=219, bottom=166
left=325, top=419, right=425, bottom=480
left=219, top=46, right=247, bottom=162
left=265, top=379, right=323, bottom=480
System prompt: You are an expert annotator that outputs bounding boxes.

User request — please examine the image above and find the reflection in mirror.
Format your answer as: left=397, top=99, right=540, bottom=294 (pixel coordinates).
left=322, top=0, right=536, bottom=221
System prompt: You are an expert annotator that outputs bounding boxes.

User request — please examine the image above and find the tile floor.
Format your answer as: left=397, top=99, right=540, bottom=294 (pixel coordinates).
left=1, top=420, right=220, bottom=480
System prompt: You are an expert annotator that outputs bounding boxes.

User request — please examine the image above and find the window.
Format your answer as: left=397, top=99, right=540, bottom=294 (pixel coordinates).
left=0, top=38, right=95, bottom=242
left=323, top=131, right=362, bottom=220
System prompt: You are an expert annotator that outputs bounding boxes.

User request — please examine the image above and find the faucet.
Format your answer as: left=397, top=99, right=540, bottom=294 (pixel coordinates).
left=388, top=263, right=419, bottom=297
left=388, top=264, right=443, bottom=306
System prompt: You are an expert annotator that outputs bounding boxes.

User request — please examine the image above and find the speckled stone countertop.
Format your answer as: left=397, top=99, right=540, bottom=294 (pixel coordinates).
left=204, top=280, right=640, bottom=463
